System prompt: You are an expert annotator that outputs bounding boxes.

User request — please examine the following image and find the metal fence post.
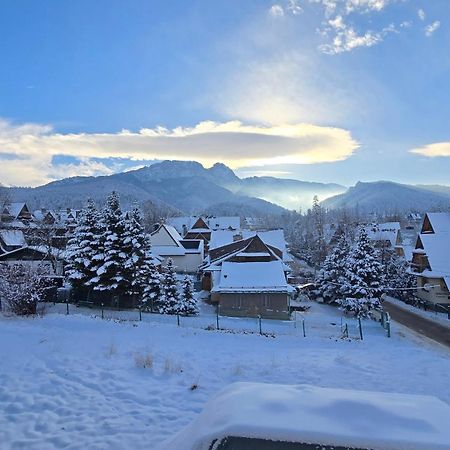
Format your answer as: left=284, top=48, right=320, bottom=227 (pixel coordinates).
left=177, top=313, right=180, bottom=327
left=101, top=302, right=104, bottom=319
left=139, top=306, right=142, bottom=322
left=302, top=319, right=306, bottom=337
left=258, top=315, right=262, bottom=335
left=216, top=308, right=220, bottom=330
left=66, top=300, right=69, bottom=315
left=358, top=317, right=363, bottom=340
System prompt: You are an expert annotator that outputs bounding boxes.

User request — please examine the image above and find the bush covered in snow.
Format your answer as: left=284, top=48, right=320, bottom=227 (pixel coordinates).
left=0, top=263, right=48, bottom=316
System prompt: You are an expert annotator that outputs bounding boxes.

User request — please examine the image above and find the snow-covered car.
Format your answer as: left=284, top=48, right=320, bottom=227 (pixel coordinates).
left=161, top=382, right=450, bottom=450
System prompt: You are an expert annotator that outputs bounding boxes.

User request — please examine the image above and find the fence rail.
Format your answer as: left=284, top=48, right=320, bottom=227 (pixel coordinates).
left=42, top=301, right=387, bottom=341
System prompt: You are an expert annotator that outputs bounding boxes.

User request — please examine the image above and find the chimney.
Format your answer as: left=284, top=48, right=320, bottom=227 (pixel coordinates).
left=233, top=232, right=243, bottom=242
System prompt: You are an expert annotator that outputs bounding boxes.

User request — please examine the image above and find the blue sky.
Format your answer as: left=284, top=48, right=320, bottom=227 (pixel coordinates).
left=0, top=0, right=449, bottom=187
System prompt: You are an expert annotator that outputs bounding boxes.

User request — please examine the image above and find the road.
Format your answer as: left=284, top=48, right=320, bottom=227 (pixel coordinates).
left=383, top=301, right=450, bottom=348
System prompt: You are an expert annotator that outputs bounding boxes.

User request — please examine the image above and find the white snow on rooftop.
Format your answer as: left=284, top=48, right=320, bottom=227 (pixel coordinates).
left=167, top=216, right=240, bottom=234
left=215, top=261, right=289, bottom=293
left=426, top=212, right=450, bottom=233
left=0, top=230, right=26, bottom=248
left=163, top=382, right=450, bottom=450
left=419, top=233, right=450, bottom=276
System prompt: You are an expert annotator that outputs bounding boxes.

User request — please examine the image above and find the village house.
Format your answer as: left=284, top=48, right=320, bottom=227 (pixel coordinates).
left=0, top=229, right=27, bottom=254
left=0, top=246, right=63, bottom=275
left=1, top=202, right=33, bottom=224
left=365, top=222, right=404, bottom=257
left=149, top=223, right=204, bottom=273
left=167, top=216, right=240, bottom=253
left=411, top=212, right=450, bottom=305
left=201, top=233, right=293, bottom=318
left=168, top=216, right=240, bottom=236
left=212, top=260, right=291, bottom=319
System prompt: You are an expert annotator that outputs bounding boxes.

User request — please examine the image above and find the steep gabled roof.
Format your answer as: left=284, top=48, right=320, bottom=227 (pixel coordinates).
left=191, top=217, right=209, bottom=230
left=421, top=212, right=450, bottom=234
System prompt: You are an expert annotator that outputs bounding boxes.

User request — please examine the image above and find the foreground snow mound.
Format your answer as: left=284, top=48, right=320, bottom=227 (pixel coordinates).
left=163, top=382, right=450, bottom=450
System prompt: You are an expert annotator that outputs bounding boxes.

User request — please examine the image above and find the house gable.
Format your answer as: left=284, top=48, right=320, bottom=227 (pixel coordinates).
left=150, top=224, right=183, bottom=247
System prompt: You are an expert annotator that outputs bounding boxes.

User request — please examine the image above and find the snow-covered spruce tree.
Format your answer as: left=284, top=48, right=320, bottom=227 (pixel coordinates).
left=94, top=192, right=130, bottom=294
left=0, top=263, right=45, bottom=315
left=316, top=234, right=350, bottom=303
left=65, top=198, right=101, bottom=289
left=159, top=258, right=179, bottom=314
left=122, top=204, right=153, bottom=301
left=338, top=227, right=383, bottom=318
left=311, top=195, right=327, bottom=267
left=142, top=259, right=162, bottom=312
left=177, top=275, right=199, bottom=316
left=383, top=249, right=416, bottom=303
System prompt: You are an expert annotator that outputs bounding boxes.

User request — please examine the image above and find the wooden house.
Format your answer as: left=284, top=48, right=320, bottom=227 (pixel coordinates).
left=411, top=213, right=450, bottom=305
left=212, top=260, right=291, bottom=319
left=1, top=202, right=33, bottom=223
left=201, top=234, right=293, bottom=318
left=0, top=246, right=61, bottom=275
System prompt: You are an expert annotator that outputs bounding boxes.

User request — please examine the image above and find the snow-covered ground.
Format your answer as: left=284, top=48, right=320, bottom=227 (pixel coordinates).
left=0, top=302, right=449, bottom=449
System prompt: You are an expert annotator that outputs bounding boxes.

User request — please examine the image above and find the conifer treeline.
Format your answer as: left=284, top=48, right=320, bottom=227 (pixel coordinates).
left=65, top=192, right=198, bottom=315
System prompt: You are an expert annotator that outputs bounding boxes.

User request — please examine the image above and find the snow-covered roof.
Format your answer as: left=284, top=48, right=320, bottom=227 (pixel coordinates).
left=163, top=382, right=450, bottom=450
left=209, top=229, right=292, bottom=261
left=33, top=209, right=57, bottom=222
left=3, top=202, right=27, bottom=219
left=167, top=216, right=240, bottom=234
left=418, top=233, right=450, bottom=276
left=379, top=221, right=401, bottom=231
left=425, top=212, right=450, bottom=233
left=163, top=224, right=183, bottom=243
left=365, top=224, right=399, bottom=247
left=0, top=230, right=26, bottom=248
left=214, top=261, right=289, bottom=293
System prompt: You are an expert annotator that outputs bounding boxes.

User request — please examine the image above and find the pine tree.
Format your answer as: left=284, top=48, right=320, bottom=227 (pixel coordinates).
left=94, top=192, right=129, bottom=294
left=316, top=234, right=350, bottom=303
left=177, top=275, right=199, bottom=316
left=142, top=259, right=162, bottom=312
left=338, top=227, right=383, bottom=318
left=65, top=199, right=101, bottom=288
left=159, top=258, right=179, bottom=314
left=122, top=204, right=153, bottom=299
left=311, top=195, right=326, bottom=267
left=383, top=249, right=416, bottom=303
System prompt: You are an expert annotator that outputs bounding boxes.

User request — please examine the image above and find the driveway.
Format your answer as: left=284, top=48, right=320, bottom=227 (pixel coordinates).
left=383, top=300, right=450, bottom=348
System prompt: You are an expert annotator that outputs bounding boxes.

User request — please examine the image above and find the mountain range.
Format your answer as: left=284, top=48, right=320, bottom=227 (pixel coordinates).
left=3, top=160, right=450, bottom=215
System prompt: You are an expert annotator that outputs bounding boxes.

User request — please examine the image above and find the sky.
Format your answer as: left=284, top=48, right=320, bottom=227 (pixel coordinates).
left=0, top=0, right=449, bottom=188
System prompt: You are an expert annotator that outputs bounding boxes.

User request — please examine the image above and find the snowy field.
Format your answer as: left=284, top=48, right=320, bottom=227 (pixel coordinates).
left=0, top=302, right=449, bottom=449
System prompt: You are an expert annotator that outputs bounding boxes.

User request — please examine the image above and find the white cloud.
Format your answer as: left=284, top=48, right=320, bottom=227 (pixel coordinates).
left=320, top=15, right=399, bottom=54
left=269, top=5, right=285, bottom=17
left=425, top=20, right=440, bottom=37
left=418, top=8, right=426, bottom=21
left=0, top=119, right=359, bottom=186
left=295, top=0, right=409, bottom=54
left=287, top=0, right=303, bottom=15
left=410, top=142, right=450, bottom=158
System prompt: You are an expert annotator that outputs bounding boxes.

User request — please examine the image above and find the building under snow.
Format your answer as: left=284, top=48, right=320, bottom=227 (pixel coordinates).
left=411, top=212, right=450, bottom=305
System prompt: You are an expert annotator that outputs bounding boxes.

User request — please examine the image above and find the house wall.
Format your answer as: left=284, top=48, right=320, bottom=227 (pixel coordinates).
left=160, top=253, right=203, bottom=274
left=0, top=259, right=55, bottom=274
left=416, top=276, right=450, bottom=304
left=218, top=292, right=290, bottom=319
